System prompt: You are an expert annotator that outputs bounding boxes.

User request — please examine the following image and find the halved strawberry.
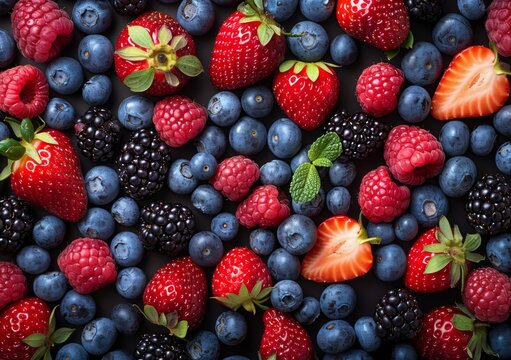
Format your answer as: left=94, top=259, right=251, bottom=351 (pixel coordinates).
left=301, top=215, right=380, bottom=283
left=431, top=45, right=510, bottom=121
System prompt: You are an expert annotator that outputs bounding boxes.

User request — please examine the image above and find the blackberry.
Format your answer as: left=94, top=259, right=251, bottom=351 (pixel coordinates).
left=111, top=0, right=148, bottom=16
left=135, top=333, right=190, bottom=360
left=374, top=288, right=423, bottom=341
left=0, top=196, right=33, bottom=254
left=324, top=110, right=390, bottom=161
left=116, top=129, right=172, bottom=200
left=466, top=174, right=511, bottom=236
left=139, top=201, right=196, bottom=257
left=405, top=0, right=443, bottom=23
left=75, top=106, right=122, bottom=162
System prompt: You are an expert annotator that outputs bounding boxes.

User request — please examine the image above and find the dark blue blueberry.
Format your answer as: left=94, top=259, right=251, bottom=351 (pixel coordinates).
left=208, top=91, right=241, bottom=127
left=260, top=160, right=292, bottom=187
left=367, top=222, right=395, bottom=245
left=190, top=152, right=217, bottom=180
left=329, top=160, right=356, bottom=186
left=110, top=231, right=144, bottom=267
left=391, top=343, right=418, bottom=360
left=317, top=320, right=356, bottom=354
left=102, top=350, right=133, bottom=360
left=214, top=311, right=247, bottom=346
left=470, top=124, right=497, bottom=156
left=229, top=116, right=267, bottom=156
left=0, top=28, right=15, bottom=68
left=78, top=34, right=114, bottom=73
left=45, top=57, right=84, bottom=95
left=56, top=343, right=89, bottom=360
left=191, top=184, right=223, bottom=215
left=277, top=214, right=317, bottom=255
left=401, top=42, right=443, bottom=86
left=249, top=229, right=276, bottom=256
left=82, top=75, right=112, bottom=106
left=81, top=317, right=117, bottom=355
left=354, top=316, right=382, bottom=352
left=294, top=296, right=320, bottom=325
left=210, top=0, right=236, bottom=4
left=264, top=0, right=298, bottom=21
left=223, top=357, right=249, bottom=360
left=267, top=248, right=301, bottom=281
left=493, top=105, right=511, bottom=137
left=374, top=244, right=407, bottom=282
left=16, top=245, right=50, bottom=275
left=267, top=118, right=302, bottom=159
left=291, top=146, right=311, bottom=172
left=111, top=197, right=140, bottom=227
left=241, top=85, right=274, bottom=119
left=61, top=290, right=96, bottom=326
left=489, top=324, right=511, bottom=360
left=84, top=165, right=120, bottom=206
left=77, top=207, right=115, bottom=240
left=271, top=279, right=303, bottom=312
left=116, top=267, right=147, bottom=299
left=409, top=185, right=449, bottom=227
left=196, top=126, right=227, bottom=159
left=329, top=34, right=358, bottom=66
left=33, top=215, right=66, bottom=249
left=326, top=187, right=351, bottom=215
left=336, top=350, right=373, bottom=360
left=487, top=233, right=511, bottom=273
left=496, top=142, right=511, bottom=175
left=292, top=188, right=325, bottom=217
left=394, top=214, right=419, bottom=242
left=117, top=95, right=154, bottom=131
left=398, top=85, right=431, bottom=123
left=111, top=303, right=141, bottom=335
left=432, top=13, right=473, bottom=55
left=439, top=120, right=470, bottom=156
left=43, top=98, right=76, bottom=131
left=457, top=0, right=486, bottom=20
left=0, top=0, right=15, bottom=15
left=439, top=156, right=477, bottom=197
left=211, top=212, right=239, bottom=242
left=0, top=122, right=9, bottom=141
left=187, top=330, right=221, bottom=360
left=320, top=284, right=356, bottom=319
left=72, top=0, right=113, bottom=34
left=168, top=159, right=199, bottom=195
left=288, top=21, right=329, bottom=62
left=33, top=271, right=68, bottom=302
left=189, top=231, right=224, bottom=267
left=300, top=0, right=334, bottom=22
left=177, top=0, right=215, bottom=36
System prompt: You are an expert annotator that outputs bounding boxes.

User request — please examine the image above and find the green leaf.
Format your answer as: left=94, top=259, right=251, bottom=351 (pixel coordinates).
left=464, top=233, right=481, bottom=252
left=170, top=320, right=188, bottom=338
left=239, top=15, right=262, bottom=24
left=258, top=287, right=273, bottom=299
left=45, top=352, right=53, bottom=360
left=450, top=263, right=461, bottom=288
left=0, top=139, right=25, bottom=160
left=20, top=118, right=34, bottom=143
left=316, top=61, right=334, bottom=74
left=422, top=243, right=447, bottom=254
left=294, top=61, right=306, bottom=74
left=22, top=333, right=46, bottom=348
left=159, top=313, right=167, bottom=326
left=165, top=72, right=180, bottom=87
left=438, top=217, right=453, bottom=239
left=123, top=67, right=155, bottom=93
left=115, top=46, right=149, bottom=61
left=34, top=132, right=58, bottom=145
left=257, top=23, right=274, bottom=46
left=158, top=24, right=173, bottom=45
left=465, top=252, right=485, bottom=263
left=5, top=118, right=21, bottom=138
left=424, top=254, right=452, bottom=274
left=128, top=25, right=155, bottom=49
left=290, top=163, right=321, bottom=204
left=171, top=34, right=187, bottom=51
left=279, top=60, right=296, bottom=73
left=308, top=132, right=342, bottom=162
left=165, top=312, right=179, bottom=329
left=306, top=63, right=319, bottom=82
left=267, top=354, right=277, bottom=360
left=250, top=281, right=263, bottom=298
left=239, top=283, right=250, bottom=298
left=239, top=3, right=256, bottom=16
left=50, top=328, right=74, bottom=344
left=453, top=225, right=463, bottom=243
left=254, top=0, right=263, bottom=9
left=452, top=314, right=474, bottom=332
left=385, top=48, right=400, bottom=60
left=402, top=31, right=414, bottom=49
left=0, top=160, right=13, bottom=180
left=312, top=158, right=333, bottom=167
left=48, top=306, right=57, bottom=334
left=143, top=305, right=159, bottom=324
left=30, top=346, right=47, bottom=360
left=175, top=55, right=204, bottom=77
left=23, top=142, right=41, bottom=163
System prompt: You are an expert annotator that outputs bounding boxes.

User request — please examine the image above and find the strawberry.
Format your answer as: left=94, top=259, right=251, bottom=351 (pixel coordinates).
left=212, top=247, right=273, bottom=314
left=431, top=45, right=510, bottom=121
left=301, top=215, right=380, bottom=283
left=209, top=0, right=286, bottom=90
left=114, top=11, right=203, bottom=97
left=336, top=0, right=410, bottom=51
left=259, top=308, right=314, bottom=360
left=273, top=60, right=340, bottom=131
left=404, top=217, right=484, bottom=293
left=0, top=118, right=86, bottom=222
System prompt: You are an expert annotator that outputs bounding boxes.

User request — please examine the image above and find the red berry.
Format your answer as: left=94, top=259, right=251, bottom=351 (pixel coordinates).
left=57, top=238, right=117, bottom=295
left=486, top=0, right=511, bottom=57
left=0, top=65, right=49, bottom=119
left=384, top=125, right=445, bottom=186
left=358, top=165, right=410, bottom=223
left=236, top=185, right=290, bottom=228
left=210, top=156, right=260, bottom=202
left=356, top=62, right=404, bottom=117
left=0, top=262, right=27, bottom=311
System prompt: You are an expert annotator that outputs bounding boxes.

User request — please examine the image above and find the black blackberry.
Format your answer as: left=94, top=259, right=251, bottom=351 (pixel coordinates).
left=135, top=333, right=190, bottom=360
left=139, top=201, right=196, bottom=257
left=111, top=0, right=148, bottom=16
left=75, top=106, right=122, bottom=162
left=466, top=174, right=511, bottom=236
left=0, top=196, right=33, bottom=254
left=374, top=288, right=423, bottom=341
left=324, top=110, right=390, bottom=160
left=405, top=0, right=443, bottom=23
left=116, top=129, right=172, bottom=200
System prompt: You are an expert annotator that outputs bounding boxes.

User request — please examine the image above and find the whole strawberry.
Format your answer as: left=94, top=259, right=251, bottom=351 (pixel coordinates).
left=153, top=96, right=207, bottom=148
left=212, top=247, right=273, bottom=314
left=209, top=1, right=286, bottom=89
left=0, top=262, right=27, bottom=310
left=273, top=60, right=339, bottom=131
left=114, top=11, right=203, bottom=97
left=486, top=0, right=511, bottom=57
left=210, top=156, right=260, bottom=202
left=259, top=308, right=314, bottom=360
left=236, top=185, right=290, bottom=228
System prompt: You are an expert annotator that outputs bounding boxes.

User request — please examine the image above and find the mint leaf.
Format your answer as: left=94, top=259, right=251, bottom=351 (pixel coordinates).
left=290, top=163, right=320, bottom=203
left=308, top=132, right=342, bottom=162
left=312, top=158, right=333, bottom=167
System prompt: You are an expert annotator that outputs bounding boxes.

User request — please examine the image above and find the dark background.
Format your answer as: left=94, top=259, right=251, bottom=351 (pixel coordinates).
left=0, top=0, right=510, bottom=359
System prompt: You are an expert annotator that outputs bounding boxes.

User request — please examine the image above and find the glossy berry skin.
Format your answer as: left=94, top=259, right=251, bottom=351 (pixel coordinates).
left=398, top=85, right=431, bottom=123
left=177, top=0, right=215, bottom=36
left=241, top=85, right=274, bottom=118
left=355, top=316, right=382, bottom=352
left=84, top=166, right=120, bottom=206
left=271, top=280, right=304, bottom=312
left=391, top=343, right=418, bottom=360
left=187, top=330, right=221, bottom=360
left=78, top=34, right=114, bottom=73
left=486, top=0, right=511, bottom=57
left=317, top=319, right=355, bottom=354
left=0, top=28, right=15, bottom=68
left=168, top=159, right=199, bottom=195
left=439, top=156, right=477, bottom=198
left=190, top=152, right=217, bottom=180
left=288, top=21, right=329, bottom=62
left=267, top=118, right=302, bottom=159
left=326, top=187, right=351, bottom=216
left=82, top=75, right=112, bottom=106
left=401, top=42, right=443, bottom=86
left=489, top=324, right=511, bottom=360
left=494, top=105, right=511, bottom=137
left=33, top=271, right=67, bottom=302
left=229, top=116, right=267, bottom=156
left=409, top=185, right=449, bottom=227
left=81, top=317, right=117, bottom=356
left=0, top=122, right=10, bottom=141
left=191, top=184, right=223, bottom=215
left=60, top=290, right=96, bottom=326
left=207, top=91, right=241, bottom=127
left=374, top=244, right=407, bottom=282
left=45, top=57, right=84, bottom=95
left=267, top=248, right=301, bottom=281
left=394, top=214, right=419, bottom=242
left=43, top=98, right=76, bottom=131
left=300, top=0, right=334, bottom=22
left=432, top=13, right=473, bottom=55
left=117, top=95, right=154, bottom=131
left=496, top=142, right=511, bottom=175
left=236, top=185, right=290, bottom=228
left=458, top=0, right=486, bottom=20
left=211, top=212, right=239, bottom=242
left=329, top=161, right=356, bottom=187
left=33, top=215, right=66, bottom=249
left=249, top=229, right=276, bottom=256
left=110, top=232, right=144, bottom=267
left=189, top=231, right=224, bottom=267
left=368, top=222, right=395, bottom=245
left=116, top=267, right=146, bottom=300
left=77, top=208, right=115, bottom=240
left=292, top=189, right=325, bottom=218
left=277, top=215, right=317, bottom=256
left=111, top=197, right=140, bottom=227
left=470, top=124, right=497, bottom=156
left=103, top=350, right=133, bottom=360
left=55, top=343, right=89, bottom=360
left=0, top=262, right=27, bottom=310
left=439, top=120, right=470, bottom=157
left=111, top=303, right=141, bottom=336
left=260, top=160, right=292, bottom=187
left=16, top=245, right=50, bottom=275
left=71, top=0, right=113, bottom=34
left=329, top=34, right=357, bottom=66
left=215, top=311, right=247, bottom=346
left=320, top=284, right=356, bottom=319
left=487, top=233, right=511, bottom=273
left=291, top=146, right=311, bottom=172
left=294, top=296, right=320, bottom=325
left=195, top=126, right=227, bottom=159
left=264, top=0, right=298, bottom=21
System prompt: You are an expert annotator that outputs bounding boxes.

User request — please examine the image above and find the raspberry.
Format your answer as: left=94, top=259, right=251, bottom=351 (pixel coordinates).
left=384, top=125, right=445, bottom=186
left=0, top=65, right=49, bottom=119
left=0, top=262, right=27, bottom=310
left=358, top=165, right=411, bottom=223
left=486, top=0, right=511, bottom=57
left=57, top=238, right=117, bottom=295
left=11, top=0, right=74, bottom=63
left=210, top=156, right=260, bottom=202
left=356, top=62, right=404, bottom=117
left=153, top=96, right=207, bottom=148
left=236, top=185, right=290, bottom=228
left=463, top=267, right=511, bottom=323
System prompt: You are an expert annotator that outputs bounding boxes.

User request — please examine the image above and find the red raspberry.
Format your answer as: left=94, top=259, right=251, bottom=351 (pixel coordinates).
left=0, top=262, right=27, bottom=311
left=356, top=62, right=404, bottom=117
left=11, top=0, right=74, bottom=63
left=463, top=267, right=511, bottom=323
left=0, top=65, right=49, bottom=119
left=236, top=185, right=290, bottom=228
left=486, top=0, right=511, bottom=57
left=153, top=96, right=207, bottom=148
left=210, top=156, right=260, bottom=201
left=384, top=125, right=445, bottom=186
left=358, top=165, right=410, bottom=223
left=57, top=238, right=117, bottom=295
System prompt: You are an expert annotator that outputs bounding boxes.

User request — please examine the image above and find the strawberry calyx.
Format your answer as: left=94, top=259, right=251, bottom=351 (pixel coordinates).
left=258, top=353, right=277, bottom=360
left=357, top=213, right=381, bottom=245
left=238, top=0, right=283, bottom=46
left=135, top=304, right=188, bottom=338
left=22, top=306, right=75, bottom=360
left=422, top=216, right=484, bottom=290
left=212, top=281, right=272, bottom=315
left=278, top=60, right=337, bottom=82
left=115, top=24, right=203, bottom=92
left=384, top=31, right=415, bottom=60
left=490, top=42, right=511, bottom=76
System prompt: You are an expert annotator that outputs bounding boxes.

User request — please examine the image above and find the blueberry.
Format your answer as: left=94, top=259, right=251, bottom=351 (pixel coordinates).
left=56, top=343, right=89, bottom=360
left=16, top=245, right=50, bottom=275
left=439, top=120, right=470, bottom=156
left=374, top=244, right=407, bottom=282
left=264, top=0, right=298, bottom=21
left=82, top=75, right=112, bottom=106
left=81, top=317, right=117, bottom=355
left=326, top=187, right=351, bottom=215
left=401, top=42, right=443, bottom=86
left=398, top=85, right=431, bottom=123
left=294, top=296, right=320, bottom=325
left=196, top=126, right=227, bottom=159
left=260, top=160, right=292, bottom=187
left=190, top=152, right=217, bottom=180
left=78, top=207, right=115, bottom=240
left=187, top=330, right=220, bottom=360
left=432, top=13, right=473, bottom=55
left=61, top=290, right=96, bottom=326
left=329, top=160, right=356, bottom=186
left=117, top=95, right=154, bottom=130
left=110, top=232, right=144, bottom=267
left=191, top=184, right=223, bottom=215
left=33, top=215, right=66, bottom=249
left=271, top=280, right=303, bottom=312
left=111, top=303, right=141, bottom=335
left=493, top=105, right=511, bottom=137
left=335, top=350, right=374, bottom=360
left=391, top=343, right=418, bottom=360
left=367, top=222, right=395, bottom=245
left=267, top=118, right=302, bottom=159
left=45, top=57, right=84, bottom=95
left=211, top=213, right=239, bottom=242
left=111, top=197, right=140, bottom=227
left=0, top=28, right=16, bottom=68
left=320, top=284, right=356, bottom=320
left=102, top=350, right=133, bottom=360
left=487, top=233, right=511, bottom=273
left=168, top=159, right=199, bottom=195
left=84, top=165, right=120, bottom=206
left=189, top=231, right=224, bottom=267
left=215, top=311, right=247, bottom=346
left=409, top=185, right=449, bottom=227
left=470, top=124, right=497, bottom=156
left=223, top=357, right=249, bottom=360
left=78, top=34, right=114, bottom=73
left=229, top=116, right=267, bottom=155
left=291, top=146, right=311, bottom=172
left=177, top=0, right=215, bottom=36
left=249, top=229, right=276, bottom=256
left=241, top=85, right=274, bottom=119
left=457, top=0, right=486, bottom=20
left=116, top=267, right=147, bottom=300
left=439, top=156, right=477, bottom=197
left=394, top=214, right=419, bottom=242
left=329, top=34, right=358, bottom=66
left=317, top=320, right=356, bottom=354
left=0, top=0, right=15, bottom=15
left=33, top=271, right=68, bottom=302
left=354, top=316, right=381, bottom=352
left=300, top=0, right=334, bottom=22
left=207, top=91, right=241, bottom=127
left=293, top=188, right=325, bottom=217
left=267, top=248, right=301, bottom=281
left=0, top=122, right=9, bottom=140
left=489, top=324, right=511, bottom=360
left=277, top=214, right=317, bottom=255
left=72, top=0, right=113, bottom=34
left=496, top=142, right=511, bottom=175
left=288, top=21, right=329, bottom=62
left=43, top=98, right=76, bottom=131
